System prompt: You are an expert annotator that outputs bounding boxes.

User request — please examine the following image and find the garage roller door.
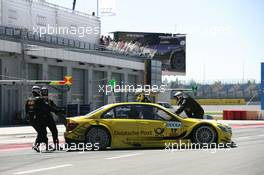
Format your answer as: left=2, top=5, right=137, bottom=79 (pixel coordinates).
left=27, top=63, right=42, bottom=98
left=48, top=66, right=64, bottom=106
left=92, top=71, right=105, bottom=109
left=127, top=74, right=137, bottom=102
left=72, top=68, right=85, bottom=104
left=112, top=73, right=123, bottom=103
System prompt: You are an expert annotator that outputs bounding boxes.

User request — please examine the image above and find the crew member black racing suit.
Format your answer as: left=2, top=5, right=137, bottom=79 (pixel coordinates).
left=25, top=86, right=48, bottom=152
left=41, top=87, right=65, bottom=150
left=175, top=94, right=204, bottom=119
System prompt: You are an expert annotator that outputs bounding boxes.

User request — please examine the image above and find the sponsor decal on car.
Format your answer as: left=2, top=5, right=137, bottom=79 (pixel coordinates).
left=154, top=128, right=165, bottom=135
left=167, top=121, right=182, bottom=129
left=114, top=131, right=139, bottom=135
left=113, top=130, right=153, bottom=136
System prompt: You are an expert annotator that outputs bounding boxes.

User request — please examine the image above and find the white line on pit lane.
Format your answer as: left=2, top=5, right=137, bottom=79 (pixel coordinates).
left=13, top=164, right=73, bottom=175
left=235, top=134, right=264, bottom=141
left=105, top=153, right=143, bottom=160
left=235, top=136, right=250, bottom=140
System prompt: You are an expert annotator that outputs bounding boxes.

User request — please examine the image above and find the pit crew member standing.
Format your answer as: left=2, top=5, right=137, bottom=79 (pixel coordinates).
left=25, top=86, right=48, bottom=152
left=41, top=87, right=64, bottom=150
left=174, top=92, right=204, bottom=119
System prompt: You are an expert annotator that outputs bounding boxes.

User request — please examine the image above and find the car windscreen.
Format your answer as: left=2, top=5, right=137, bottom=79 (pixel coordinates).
left=158, top=103, right=171, bottom=108
left=85, top=105, right=110, bottom=118
left=163, top=103, right=172, bottom=108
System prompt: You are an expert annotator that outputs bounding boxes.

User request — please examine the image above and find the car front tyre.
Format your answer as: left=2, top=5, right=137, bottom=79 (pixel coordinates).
left=192, top=125, right=217, bottom=145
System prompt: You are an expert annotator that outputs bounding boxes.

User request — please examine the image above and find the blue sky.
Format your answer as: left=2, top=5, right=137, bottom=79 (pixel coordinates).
left=47, top=0, right=264, bottom=82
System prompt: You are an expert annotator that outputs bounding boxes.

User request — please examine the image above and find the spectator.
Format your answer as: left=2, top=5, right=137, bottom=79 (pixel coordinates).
left=104, top=36, right=109, bottom=46
left=100, top=36, right=104, bottom=45
left=107, top=35, right=112, bottom=42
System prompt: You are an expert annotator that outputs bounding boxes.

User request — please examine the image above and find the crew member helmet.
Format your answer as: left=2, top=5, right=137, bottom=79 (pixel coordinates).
left=32, top=86, right=41, bottom=96
left=41, top=87, right=49, bottom=97
left=174, top=91, right=183, bottom=98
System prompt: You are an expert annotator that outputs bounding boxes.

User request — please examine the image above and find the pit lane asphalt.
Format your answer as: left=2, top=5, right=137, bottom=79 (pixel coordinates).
left=0, top=126, right=264, bottom=175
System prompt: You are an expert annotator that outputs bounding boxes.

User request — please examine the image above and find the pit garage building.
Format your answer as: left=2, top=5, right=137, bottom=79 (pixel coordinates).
left=0, top=0, right=145, bottom=125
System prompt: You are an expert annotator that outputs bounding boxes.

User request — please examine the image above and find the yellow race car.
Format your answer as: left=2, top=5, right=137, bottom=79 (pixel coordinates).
left=64, top=102, right=232, bottom=150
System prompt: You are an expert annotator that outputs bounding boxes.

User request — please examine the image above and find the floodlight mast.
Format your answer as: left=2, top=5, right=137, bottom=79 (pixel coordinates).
left=72, top=0, right=99, bottom=16
left=72, top=0, right=77, bottom=10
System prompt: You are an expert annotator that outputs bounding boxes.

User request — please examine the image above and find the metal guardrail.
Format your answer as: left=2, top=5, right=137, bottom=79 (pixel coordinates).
left=246, top=93, right=258, bottom=105
left=0, top=25, right=96, bottom=50
left=0, top=25, right=148, bottom=62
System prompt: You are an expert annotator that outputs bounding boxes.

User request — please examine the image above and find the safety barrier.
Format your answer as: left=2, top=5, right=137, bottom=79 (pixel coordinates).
left=223, top=110, right=261, bottom=120
left=245, top=111, right=261, bottom=120
left=171, top=98, right=246, bottom=105
left=197, top=99, right=246, bottom=105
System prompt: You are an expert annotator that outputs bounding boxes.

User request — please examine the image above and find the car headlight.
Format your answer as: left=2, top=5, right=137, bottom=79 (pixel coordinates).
left=218, top=124, right=232, bottom=133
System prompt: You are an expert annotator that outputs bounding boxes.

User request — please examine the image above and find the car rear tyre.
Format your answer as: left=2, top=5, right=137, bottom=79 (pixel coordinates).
left=86, top=127, right=110, bottom=150
left=192, top=125, right=217, bottom=145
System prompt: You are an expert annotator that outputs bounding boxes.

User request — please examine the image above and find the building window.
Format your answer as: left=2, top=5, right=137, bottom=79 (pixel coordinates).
left=36, top=15, right=47, bottom=26
left=8, top=9, right=18, bottom=20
